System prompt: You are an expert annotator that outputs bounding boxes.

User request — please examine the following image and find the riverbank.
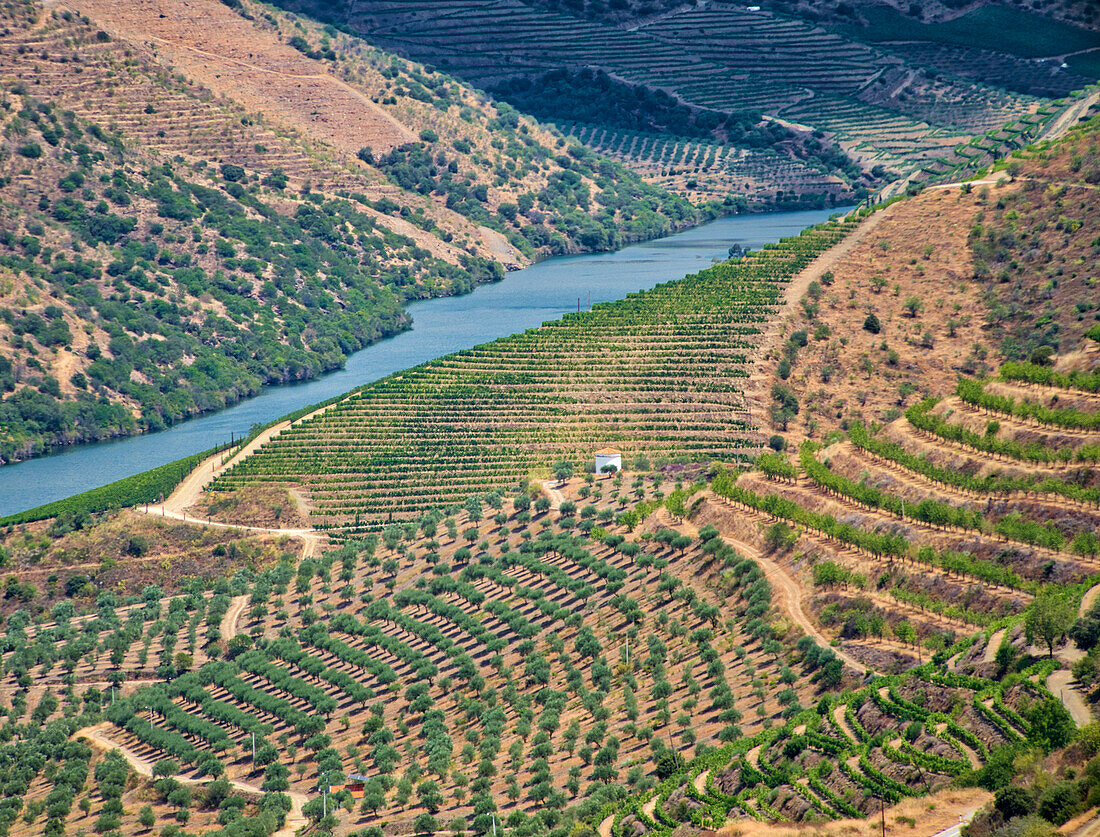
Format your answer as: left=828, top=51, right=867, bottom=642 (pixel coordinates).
left=3, top=207, right=847, bottom=517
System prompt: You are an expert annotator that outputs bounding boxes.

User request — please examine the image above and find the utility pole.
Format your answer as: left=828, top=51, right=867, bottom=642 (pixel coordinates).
left=880, top=796, right=886, bottom=837
left=251, top=731, right=255, bottom=767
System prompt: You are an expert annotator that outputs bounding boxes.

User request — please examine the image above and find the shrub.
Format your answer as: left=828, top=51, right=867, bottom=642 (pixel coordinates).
left=995, top=786, right=1034, bottom=821
left=1037, top=781, right=1080, bottom=825
left=219, top=163, right=245, bottom=182
left=863, top=312, right=881, bottom=333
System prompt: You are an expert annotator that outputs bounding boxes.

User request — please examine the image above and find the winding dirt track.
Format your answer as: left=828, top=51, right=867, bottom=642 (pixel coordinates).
left=1039, top=90, right=1100, bottom=143
left=832, top=704, right=857, bottom=743
left=778, top=206, right=891, bottom=311
left=219, top=595, right=250, bottom=642
left=745, top=203, right=892, bottom=426
left=697, top=495, right=876, bottom=676
left=136, top=403, right=335, bottom=552
left=693, top=769, right=710, bottom=793
left=1081, top=582, right=1100, bottom=617
left=75, top=723, right=309, bottom=837
left=541, top=481, right=566, bottom=510
left=1048, top=668, right=1091, bottom=728
left=656, top=500, right=876, bottom=675
left=749, top=542, right=874, bottom=675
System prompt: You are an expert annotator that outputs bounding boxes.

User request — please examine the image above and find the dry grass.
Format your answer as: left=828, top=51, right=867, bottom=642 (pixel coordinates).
left=0, top=510, right=298, bottom=613
left=762, top=186, right=999, bottom=445
left=187, top=485, right=308, bottom=529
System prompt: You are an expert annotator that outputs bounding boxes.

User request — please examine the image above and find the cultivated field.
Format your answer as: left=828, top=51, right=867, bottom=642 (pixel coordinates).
left=325, top=0, right=1067, bottom=180
left=210, top=218, right=858, bottom=528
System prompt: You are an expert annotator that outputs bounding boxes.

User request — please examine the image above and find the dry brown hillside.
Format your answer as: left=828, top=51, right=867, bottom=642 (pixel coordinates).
left=757, top=119, right=1100, bottom=445
left=755, top=185, right=996, bottom=444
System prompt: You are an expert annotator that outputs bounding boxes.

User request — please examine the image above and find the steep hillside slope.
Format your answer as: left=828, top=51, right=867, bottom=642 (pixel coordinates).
left=210, top=219, right=857, bottom=528
left=756, top=118, right=1100, bottom=445
left=275, top=0, right=1093, bottom=202
left=0, top=0, right=695, bottom=463
left=1, top=113, right=1098, bottom=837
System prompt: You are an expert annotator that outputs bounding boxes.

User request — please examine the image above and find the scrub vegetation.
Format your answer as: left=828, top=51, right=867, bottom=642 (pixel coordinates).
left=0, top=0, right=696, bottom=464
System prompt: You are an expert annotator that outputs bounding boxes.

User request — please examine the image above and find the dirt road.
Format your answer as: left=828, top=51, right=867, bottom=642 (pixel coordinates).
left=1048, top=668, right=1091, bottom=728
left=745, top=206, right=892, bottom=426
left=75, top=723, right=309, bottom=837
left=541, top=481, right=566, bottom=510
left=136, top=400, right=335, bottom=553
left=694, top=769, right=710, bottom=794
left=655, top=500, right=876, bottom=675
left=220, top=595, right=249, bottom=641
left=1039, top=89, right=1100, bottom=143
left=1081, top=582, right=1100, bottom=617
left=778, top=206, right=891, bottom=311
left=717, top=528, right=876, bottom=676
left=598, top=814, right=615, bottom=837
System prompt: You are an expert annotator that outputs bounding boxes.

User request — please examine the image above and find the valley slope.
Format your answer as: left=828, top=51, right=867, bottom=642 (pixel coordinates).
left=0, top=0, right=694, bottom=464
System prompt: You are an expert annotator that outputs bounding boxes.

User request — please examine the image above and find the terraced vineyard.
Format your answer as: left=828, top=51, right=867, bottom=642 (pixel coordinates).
left=703, top=363, right=1099, bottom=686
left=593, top=368, right=1096, bottom=833
left=3, top=188, right=1098, bottom=837
left=1, top=466, right=1063, bottom=837
left=0, top=474, right=819, bottom=831
left=289, top=0, right=1083, bottom=182
left=560, top=124, right=850, bottom=209
left=12, top=432, right=1092, bottom=837
left=211, top=218, right=858, bottom=528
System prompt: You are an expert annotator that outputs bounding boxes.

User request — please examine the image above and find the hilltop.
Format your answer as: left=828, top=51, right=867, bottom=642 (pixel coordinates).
left=0, top=0, right=696, bottom=464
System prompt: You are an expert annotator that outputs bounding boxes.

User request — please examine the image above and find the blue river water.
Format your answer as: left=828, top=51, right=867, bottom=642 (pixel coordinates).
left=1, top=206, right=845, bottom=516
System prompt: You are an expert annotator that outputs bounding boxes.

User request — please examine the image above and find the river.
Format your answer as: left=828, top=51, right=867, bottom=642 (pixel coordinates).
left=1, top=206, right=845, bottom=516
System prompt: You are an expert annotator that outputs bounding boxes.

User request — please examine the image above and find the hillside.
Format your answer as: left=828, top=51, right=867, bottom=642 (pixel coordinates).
left=208, top=217, right=856, bottom=528
left=3, top=14, right=1100, bottom=837
left=0, top=0, right=696, bottom=464
left=1, top=469, right=1083, bottom=837
left=273, top=0, right=1098, bottom=204
left=526, top=0, right=1100, bottom=37
left=0, top=117, right=1097, bottom=837
left=755, top=117, right=1100, bottom=446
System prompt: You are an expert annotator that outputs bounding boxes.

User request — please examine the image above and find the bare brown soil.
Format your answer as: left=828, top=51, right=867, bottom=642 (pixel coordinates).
left=760, top=186, right=1000, bottom=444
left=70, top=0, right=414, bottom=156
left=717, top=787, right=992, bottom=837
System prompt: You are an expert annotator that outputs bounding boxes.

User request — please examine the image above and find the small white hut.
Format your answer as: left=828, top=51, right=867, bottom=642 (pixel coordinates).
left=594, top=447, right=622, bottom=476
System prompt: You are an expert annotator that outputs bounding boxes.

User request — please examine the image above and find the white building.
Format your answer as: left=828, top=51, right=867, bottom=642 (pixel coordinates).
left=594, top=447, right=622, bottom=475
